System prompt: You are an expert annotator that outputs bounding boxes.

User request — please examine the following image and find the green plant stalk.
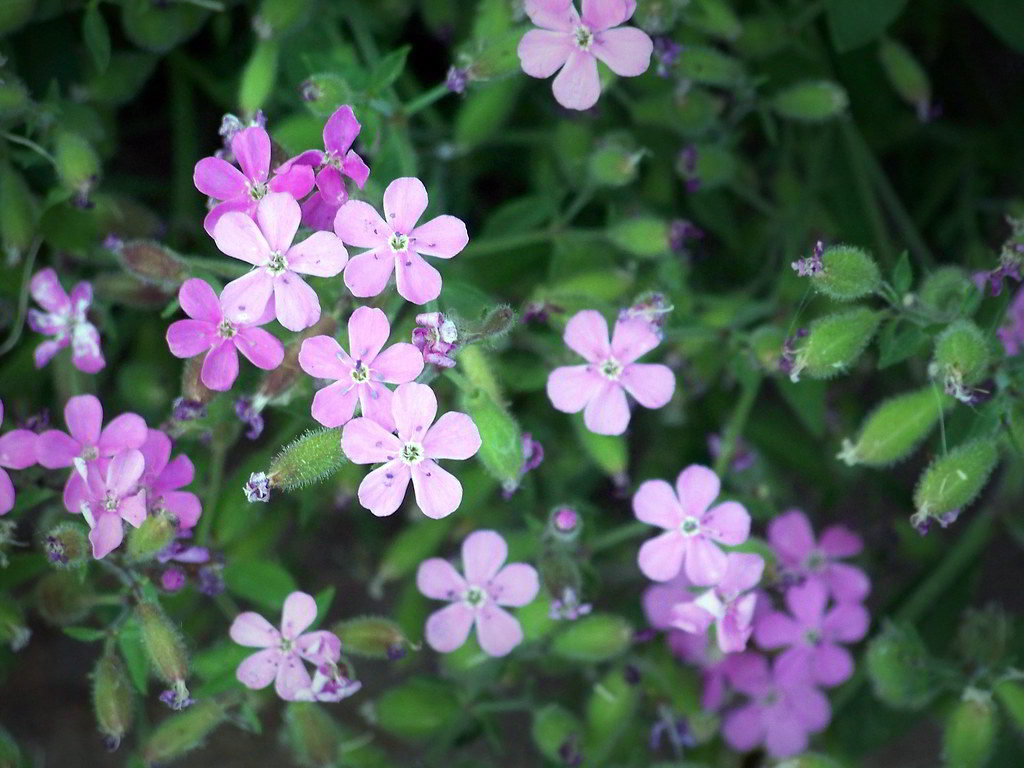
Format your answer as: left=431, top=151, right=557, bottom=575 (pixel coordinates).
left=404, top=83, right=450, bottom=117
left=713, top=370, right=763, bottom=477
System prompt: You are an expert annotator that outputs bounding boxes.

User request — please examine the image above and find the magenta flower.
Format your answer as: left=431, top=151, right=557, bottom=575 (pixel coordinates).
left=768, top=509, right=870, bottom=603
left=78, top=450, right=148, bottom=559
left=278, top=105, right=371, bottom=231
left=634, top=464, right=750, bottom=584
left=518, top=0, right=653, bottom=111
left=671, top=552, right=764, bottom=654
left=166, top=278, right=285, bottom=391
left=998, top=287, right=1024, bottom=355
left=36, top=395, right=147, bottom=513
left=27, top=268, right=104, bottom=373
left=722, top=652, right=831, bottom=758
left=417, top=530, right=540, bottom=657
left=298, top=306, right=424, bottom=430
left=754, top=579, right=869, bottom=688
left=547, top=310, right=675, bottom=435
left=341, top=383, right=481, bottom=518
left=229, top=591, right=341, bottom=701
left=0, top=401, right=37, bottom=515
left=412, top=311, right=459, bottom=369
left=139, top=429, right=201, bottom=531
left=214, top=192, right=348, bottom=332
left=193, top=125, right=315, bottom=236
left=334, top=177, right=469, bottom=305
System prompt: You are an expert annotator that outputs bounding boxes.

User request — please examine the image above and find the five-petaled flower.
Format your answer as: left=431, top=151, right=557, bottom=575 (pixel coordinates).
left=298, top=306, right=423, bottom=430
left=139, top=429, right=202, bottom=531
left=547, top=310, right=675, bottom=435
left=78, top=450, right=148, bottom=559
left=0, top=400, right=37, bottom=515
left=334, top=176, right=469, bottom=305
left=417, top=530, right=540, bottom=656
left=671, top=552, right=765, bottom=654
left=27, top=268, right=105, bottom=374
left=518, top=0, right=653, bottom=110
left=341, top=382, right=481, bottom=519
left=166, top=278, right=285, bottom=391
left=214, top=192, right=348, bottom=332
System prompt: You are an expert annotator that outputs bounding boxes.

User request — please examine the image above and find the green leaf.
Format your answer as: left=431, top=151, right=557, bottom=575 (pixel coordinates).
left=224, top=559, right=299, bottom=611
left=63, top=626, right=108, bottom=642
left=966, top=0, right=1024, bottom=53
left=117, top=617, right=150, bottom=694
left=367, top=45, right=410, bottom=94
left=826, top=0, right=910, bottom=52
left=551, top=614, right=633, bottom=663
left=892, top=250, right=913, bottom=293
left=83, top=4, right=111, bottom=73
left=877, top=320, right=928, bottom=369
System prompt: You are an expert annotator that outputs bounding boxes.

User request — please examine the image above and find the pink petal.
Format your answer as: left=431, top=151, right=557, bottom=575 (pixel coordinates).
left=98, top=413, right=147, bottom=456
left=827, top=563, right=871, bottom=603
left=0, top=469, right=12, bottom=515
left=140, top=428, right=172, bottom=475
left=343, top=248, right=395, bottom=298
left=89, top=513, right=124, bottom=559
left=819, top=525, right=863, bottom=558
left=298, top=335, right=350, bottom=380
left=213, top=212, right=270, bottom=266
left=718, top=594, right=757, bottom=653
left=36, top=430, right=79, bottom=469
left=64, top=471, right=88, bottom=514
left=312, top=381, right=360, bottom=428
left=763, top=712, right=808, bottom=759
left=280, top=591, right=317, bottom=639
left=395, top=250, right=442, bottom=305
left=552, top=49, right=601, bottom=110
left=275, top=654, right=312, bottom=700
left=611, top=316, right=660, bottom=364
left=357, top=461, right=411, bottom=516
left=0, top=431, right=37, bottom=470
left=411, top=460, right=463, bottom=519
left=632, top=478, right=683, bottom=530
left=786, top=679, right=831, bottom=731
left=33, top=339, right=65, bottom=369
left=166, top=319, right=216, bottom=358
left=703, top=501, right=750, bottom=546
left=784, top=580, right=828, bottom=627
left=462, top=530, right=508, bottom=583
left=70, top=323, right=105, bottom=374
left=683, top=536, right=728, bottom=586
left=256, top=192, right=301, bottom=253
left=348, top=306, right=390, bottom=362
left=525, top=0, right=578, bottom=31
left=200, top=340, right=240, bottom=391
left=488, top=563, right=539, bottom=607
left=287, top=231, right=348, bottom=277
left=30, top=268, right=70, bottom=313
left=221, top=270, right=274, bottom=325
left=642, top=575, right=690, bottom=629
left=333, top=200, right=388, bottom=249
left=425, top=603, right=474, bottom=653
left=203, top=197, right=253, bottom=238
left=754, top=611, right=801, bottom=649
left=722, top=704, right=765, bottom=752
left=475, top=605, right=524, bottom=657
left=193, top=156, right=247, bottom=200
left=718, top=552, right=765, bottom=597
left=106, top=450, right=145, bottom=496
left=619, top=363, right=675, bottom=408
left=342, top=150, right=370, bottom=188
left=391, top=382, right=437, bottom=442
left=300, top=190, right=341, bottom=232
left=230, top=611, right=280, bottom=647
left=592, top=26, right=653, bottom=76
left=119, top=491, right=147, bottom=528
left=410, top=215, right=469, bottom=259
left=235, top=648, right=281, bottom=690
left=178, top=278, right=222, bottom=323
left=767, top=509, right=815, bottom=566
left=234, top=327, right=284, bottom=370
left=65, top=395, right=103, bottom=446
left=269, top=163, right=315, bottom=199
left=318, top=167, right=349, bottom=205
left=811, top=643, right=853, bottom=687
left=822, top=603, right=870, bottom=643
left=582, top=0, right=635, bottom=30
left=341, top=417, right=402, bottom=464
left=563, top=309, right=611, bottom=363
left=357, top=381, right=395, bottom=431
left=637, top=530, right=685, bottom=582
left=423, top=412, right=481, bottom=460
left=672, top=602, right=714, bottom=635
left=231, top=126, right=270, bottom=183
left=272, top=273, right=320, bottom=332
left=546, top=365, right=604, bottom=414
left=295, top=631, right=341, bottom=664
left=675, top=464, right=721, bottom=518
left=583, top=381, right=630, bottom=435
left=163, top=492, right=201, bottom=528
left=372, top=343, right=424, bottom=384
left=518, top=29, right=573, bottom=78
left=383, top=177, right=428, bottom=233
left=417, top=558, right=468, bottom=600
left=323, top=104, right=361, bottom=154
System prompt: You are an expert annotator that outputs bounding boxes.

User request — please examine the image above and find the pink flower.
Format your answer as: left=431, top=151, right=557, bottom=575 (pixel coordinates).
left=298, top=306, right=424, bottom=430
left=229, top=591, right=341, bottom=701
left=27, top=268, right=104, bottom=373
left=193, top=125, right=315, bottom=236
left=278, top=105, right=371, bottom=231
left=754, top=579, right=869, bottom=688
left=634, top=464, right=750, bottom=584
left=36, top=395, right=147, bottom=514
left=722, top=652, right=831, bottom=759
left=78, top=450, right=148, bottom=559
left=139, top=429, right=201, bottom=530
left=417, top=530, right=539, bottom=657
left=547, top=310, right=675, bottom=435
left=999, top=287, right=1024, bottom=355
left=671, top=552, right=764, bottom=654
left=334, top=177, right=468, bottom=305
left=518, top=0, right=653, bottom=111
left=166, top=278, right=285, bottom=391
left=0, top=400, right=37, bottom=515
left=340, top=382, right=481, bottom=519
left=214, top=192, right=348, bottom=332
left=412, top=311, right=459, bottom=369
left=768, top=509, right=870, bottom=603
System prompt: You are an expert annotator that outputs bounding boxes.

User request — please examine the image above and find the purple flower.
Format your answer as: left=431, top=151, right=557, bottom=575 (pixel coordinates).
left=78, top=451, right=148, bottom=559
left=754, top=580, right=869, bottom=687
left=234, top=397, right=265, bottom=440
left=244, top=471, right=271, bottom=503
left=974, top=263, right=1021, bottom=297
left=334, top=176, right=469, bottom=305
left=26, top=268, right=104, bottom=373
left=0, top=400, right=37, bottom=515
left=671, top=552, right=764, bottom=653
left=161, top=567, right=187, bottom=592
left=139, top=430, right=201, bottom=531
left=634, top=464, right=750, bottom=584
left=791, top=240, right=824, bottom=277
left=412, top=311, right=459, bottom=368
left=547, top=310, right=676, bottom=435
left=300, top=660, right=362, bottom=702
left=229, top=591, right=342, bottom=701
left=166, top=278, right=285, bottom=391
left=652, top=36, right=682, bottom=78
left=668, top=219, right=703, bottom=253
left=502, top=432, right=545, bottom=498
left=298, top=306, right=424, bottom=430
left=445, top=66, right=470, bottom=94
left=998, top=287, right=1024, bottom=355
left=618, top=293, right=673, bottom=339
left=417, top=530, right=540, bottom=657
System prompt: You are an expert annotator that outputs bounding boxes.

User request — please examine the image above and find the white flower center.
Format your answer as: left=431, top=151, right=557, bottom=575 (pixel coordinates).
left=693, top=589, right=726, bottom=620
left=679, top=516, right=701, bottom=537
left=217, top=319, right=237, bottom=339
left=103, top=492, right=119, bottom=513
left=350, top=362, right=370, bottom=383
left=573, top=24, right=593, bottom=50
left=279, top=637, right=295, bottom=653
left=81, top=446, right=98, bottom=461
left=389, top=233, right=409, bottom=252
left=464, top=585, right=488, bottom=608
left=267, top=250, right=288, bottom=275
left=247, top=180, right=268, bottom=200
left=400, top=441, right=424, bottom=465
left=599, top=357, right=622, bottom=380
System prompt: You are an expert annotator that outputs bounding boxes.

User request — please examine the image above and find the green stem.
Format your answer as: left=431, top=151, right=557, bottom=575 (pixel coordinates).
left=404, top=83, right=450, bottom=117
left=0, top=238, right=40, bottom=356
left=840, top=121, right=896, bottom=265
left=3, top=132, right=56, bottom=165
left=713, top=370, right=763, bottom=477
left=197, top=439, right=229, bottom=546
left=590, top=521, right=649, bottom=555
left=443, top=368, right=474, bottom=393
left=182, top=255, right=249, bottom=279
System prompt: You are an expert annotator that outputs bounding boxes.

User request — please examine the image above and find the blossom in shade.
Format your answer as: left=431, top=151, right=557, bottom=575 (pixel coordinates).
left=27, top=268, right=104, bottom=373
left=721, top=652, right=831, bottom=758
left=299, top=660, right=362, bottom=702
left=35, top=395, right=147, bottom=513
left=417, top=530, right=539, bottom=656
left=547, top=310, right=675, bottom=435
left=166, top=278, right=285, bottom=391
left=754, top=579, right=869, bottom=687
left=214, top=192, right=348, bottom=332
left=139, top=430, right=201, bottom=530
left=341, top=382, right=481, bottom=519
left=998, top=287, right=1024, bottom=355
left=298, top=306, right=423, bottom=430
left=78, top=450, right=148, bottom=559
left=671, top=552, right=764, bottom=654
left=518, top=0, right=653, bottom=111
left=0, top=401, right=37, bottom=515
left=193, top=125, right=315, bottom=236
left=229, top=591, right=342, bottom=701
left=634, top=464, right=750, bottom=584
left=334, top=176, right=469, bottom=304
left=412, top=311, right=459, bottom=368
left=277, top=105, right=371, bottom=231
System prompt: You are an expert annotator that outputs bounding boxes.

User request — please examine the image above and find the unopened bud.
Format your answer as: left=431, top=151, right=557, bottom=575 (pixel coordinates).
left=239, top=39, right=279, bottom=113
left=93, top=649, right=135, bottom=750
left=838, top=387, right=953, bottom=467
left=116, top=240, right=189, bottom=287
left=142, top=699, right=226, bottom=767
left=589, top=140, right=643, bottom=187
left=460, top=388, right=522, bottom=489
left=933, top=320, right=989, bottom=388
left=136, top=600, right=189, bottom=689
left=264, top=427, right=345, bottom=493
left=285, top=702, right=341, bottom=766
left=865, top=621, right=944, bottom=710
left=0, top=160, right=38, bottom=261
left=811, top=245, right=881, bottom=301
left=371, top=677, right=460, bottom=741
left=878, top=38, right=932, bottom=121
left=995, top=679, right=1024, bottom=734
left=54, top=131, right=100, bottom=206
left=608, top=217, right=669, bottom=258
left=531, top=704, right=582, bottom=764
left=44, top=522, right=90, bottom=568
left=943, top=689, right=996, bottom=768
left=181, top=357, right=216, bottom=406
left=549, top=506, right=581, bottom=540
left=551, top=614, right=632, bottom=663
left=772, top=80, right=849, bottom=123
left=298, top=73, right=354, bottom=116
left=789, top=307, right=881, bottom=381
left=36, top=571, right=93, bottom=625
left=913, top=439, right=997, bottom=524
left=127, top=513, right=177, bottom=562
left=332, top=615, right=410, bottom=660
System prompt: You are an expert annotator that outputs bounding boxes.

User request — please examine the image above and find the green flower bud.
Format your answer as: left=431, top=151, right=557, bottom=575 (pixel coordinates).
left=462, top=305, right=517, bottom=345
left=812, top=245, right=881, bottom=301
left=285, top=702, right=341, bottom=768
left=181, top=356, right=216, bottom=406
left=584, top=667, right=640, bottom=762
left=955, top=605, right=1012, bottom=669
left=240, top=39, right=280, bottom=113
left=572, top=416, right=627, bottom=479
left=838, top=387, right=952, bottom=467
left=136, top=600, right=189, bottom=687
left=300, top=73, right=355, bottom=117
left=0, top=0, right=33, bottom=36
left=531, top=704, right=582, bottom=764
left=370, top=677, right=460, bottom=742
left=256, top=0, right=309, bottom=36
left=790, top=307, right=881, bottom=381
left=266, top=427, right=345, bottom=493
left=127, top=513, right=177, bottom=563
left=44, top=521, right=90, bottom=568
left=121, top=0, right=207, bottom=54
left=0, top=597, right=30, bottom=651
left=371, top=517, right=455, bottom=595
left=773, top=81, right=849, bottom=122
left=0, top=75, right=30, bottom=122
left=677, top=45, right=744, bottom=87
left=913, top=439, right=998, bottom=525
left=116, top=240, right=189, bottom=288
left=454, top=78, right=521, bottom=148
left=933, top=320, right=990, bottom=389
left=142, top=699, right=226, bottom=767
left=36, top=571, right=93, bottom=626
left=749, top=325, right=786, bottom=372
left=879, top=38, right=932, bottom=119
left=994, top=679, right=1024, bottom=733
left=588, top=135, right=644, bottom=187
left=332, top=616, right=410, bottom=660
left=551, top=614, right=632, bottom=663
left=461, top=29, right=522, bottom=82
left=93, top=648, right=136, bottom=750
left=54, top=131, right=100, bottom=205
left=460, top=387, right=522, bottom=490
left=0, top=160, right=37, bottom=261
left=865, top=621, right=945, bottom=710
left=676, top=142, right=737, bottom=189
left=684, top=0, right=743, bottom=41
left=919, top=267, right=972, bottom=321
left=943, top=689, right=996, bottom=768
left=608, top=216, right=669, bottom=258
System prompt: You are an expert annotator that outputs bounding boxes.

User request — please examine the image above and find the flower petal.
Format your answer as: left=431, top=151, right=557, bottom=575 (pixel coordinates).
left=298, top=335, right=350, bottom=380
left=273, top=273, right=320, bottom=332
left=391, top=382, right=437, bottom=442
left=200, top=341, right=240, bottom=391
left=411, top=460, right=463, bottom=519
left=372, top=342, right=424, bottom=384
left=819, top=525, right=863, bottom=558
left=423, top=412, right=481, bottom=461
left=275, top=653, right=312, bottom=700
left=231, top=126, right=271, bottom=182
left=583, top=381, right=630, bottom=435
left=633, top=478, right=683, bottom=529
left=683, top=536, right=728, bottom=586
left=563, top=309, right=611, bottom=363
left=343, top=248, right=395, bottom=298
left=827, top=563, right=871, bottom=603
left=70, top=323, right=105, bottom=374
left=524, top=0, right=578, bottom=31
left=89, top=513, right=124, bottom=559
left=36, top=429, right=79, bottom=468
left=592, top=26, right=653, bottom=76
left=357, top=461, right=411, bottom=516
left=341, top=417, right=401, bottom=464
left=65, top=394, right=103, bottom=447
left=611, top=316, right=660, bottom=363
left=119, top=491, right=147, bottom=528
left=221, top=270, right=275, bottom=326
left=213, top=211, right=270, bottom=266
left=300, top=190, right=342, bottom=232
left=287, top=231, right=348, bottom=277
left=619, top=363, right=675, bottom=408
left=269, top=162, right=316, bottom=199
left=333, top=200, right=388, bottom=249
left=552, top=49, right=601, bottom=110
left=784, top=580, right=828, bottom=628
left=703, top=501, right=750, bottom=546
left=0, top=470, right=13, bottom=515
left=0, top=431, right=36, bottom=470
left=638, top=530, right=684, bottom=582
left=166, top=319, right=216, bottom=358
left=281, top=591, right=317, bottom=639
left=234, top=327, right=285, bottom=370
left=425, top=603, right=474, bottom=653
left=30, top=268, right=70, bottom=313
left=546, top=365, right=604, bottom=413
left=462, top=530, right=507, bottom=583
left=106, top=449, right=145, bottom=496
left=342, top=150, right=370, bottom=188
left=357, top=381, right=395, bottom=431
left=767, top=509, right=815, bottom=566
left=193, top=156, right=247, bottom=200
left=822, top=603, right=870, bottom=643
left=675, top=464, right=720, bottom=518
left=323, top=104, right=361, bottom=154
left=417, top=557, right=468, bottom=600
left=722, top=703, right=765, bottom=753
left=178, top=278, right=222, bottom=323
left=295, top=631, right=341, bottom=664
left=582, top=0, right=635, bottom=30
left=383, top=177, right=428, bottom=233
left=230, top=611, right=281, bottom=647
left=811, top=643, right=854, bottom=687
left=718, top=552, right=765, bottom=597
left=488, top=563, right=539, bottom=607
left=395, top=250, right=442, bottom=305
left=754, top=611, right=801, bottom=649
left=313, top=381, right=360, bottom=429
left=163, top=492, right=201, bottom=529
left=475, top=605, right=524, bottom=657
left=410, top=215, right=469, bottom=259
left=518, top=29, right=573, bottom=78
left=348, top=306, right=390, bottom=362
left=98, top=413, right=147, bottom=456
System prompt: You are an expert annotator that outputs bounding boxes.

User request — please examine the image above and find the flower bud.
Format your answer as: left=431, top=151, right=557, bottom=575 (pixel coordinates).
left=142, top=699, right=226, bottom=767
left=933, top=320, right=990, bottom=388
left=551, top=614, right=632, bottom=663
left=913, top=439, right=998, bottom=525
left=749, top=325, right=786, bottom=372
left=467, top=305, right=517, bottom=343
left=116, top=240, right=189, bottom=288
left=548, top=506, right=581, bottom=542
left=93, top=648, right=135, bottom=750
left=300, top=73, right=355, bottom=117
left=811, top=245, right=881, bottom=301
left=265, top=427, right=345, bottom=493
left=370, top=677, right=460, bottom=742
left=572, top=417, right=627, bottom=481
left=838, top=387, right=953, bottom=467
left=136, top=600, right=189, bottom=689
left=789, top=307, right=881, bottom=381
left=994, top=679, right=1024, bottom=733
left=460, top=388, right=522, bottom=489
left=584, top=666, right=640, bottom=762
left=284, top=702, right=341, bottom=767
left=36, top=571, right=93, bottom=625
left=675, top=142, right=737, bottom=190
left=54, top=131, right=100, bottom=206
left=956, top=605, right=1011, bottom=668
left=44, top=522, right=90, bottom=568
left=181, top=356, right=216, bottom=406
left=607, top=217, right=669, bottom=258
left=0, top=597, right=29, bottom=651
left=121, top=0, right=207, bottom=53
left=588, top=137, right=643, bottom=188
left=772, top=80, right=849, bottom=122
left=677, top=45, right=744, bottom=86
left=879, top=38, right=932, bottom=120
left=919, top=267, right=972, bottom=322
left=127, top=513, right=177, bottom=563
left=256, top=0, right=309, bottom=37
left=865, top=621, right=944, bottom=710
left=531, top=704, right=582, bottom=764
left=332, top=616, right=409, bottom=660
left=0, top=160, right=38, bottom=261
left=943, top=689, right=996, bottom=768
left=239, top=39, right=279, bottom=113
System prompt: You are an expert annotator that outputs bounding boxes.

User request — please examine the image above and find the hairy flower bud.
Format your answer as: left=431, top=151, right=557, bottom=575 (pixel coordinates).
left=933, top=320, right=990, bottom=391
left=0, top=160, right=38, bottom=261
left=531, top=704, right=583, bottom=765
left=878, top=38, right=932, bottom=121
left=44, top=522, right=90, bottom=568
left=136, top=601, right=189, bottom=691
left=36, top=571, right=93, bottom=626
left=142, top=699, right=226, bottom=767
left=93, top=649, right=135, bottom=750
left=772, top=80, right=849, bottom=122
left=460, top=387, right=523, bottom=490
left=810, top=245, right=881, bottom=301
left=995, top=679, right=1024, bottom=734
left=0, top=597, right=30, bottom=652
left=116, top=240, right=189, bottom=287
left=127, top=513, right=177, bottom=562
left=943, top=689, right=996, bottom=768
left=54, top=130, right=101, bottom=207
left=370, top=677, right=460, bottom=742
left=912, top=439, right=998, bottom=526
left=865, top=621, right=944, bottom=710
left=332, top=616, right=409, bottom=660
left=789, top=307, right=881, bottom=381
left=551, top=614, right=632, bottom=663
left=284, top=702, right=342, bottom=767
left=264, top=427, right=345, bottom=493
left=608, top=217, right=669, bottom=258
left=838, top=388, right=953, bottom=467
